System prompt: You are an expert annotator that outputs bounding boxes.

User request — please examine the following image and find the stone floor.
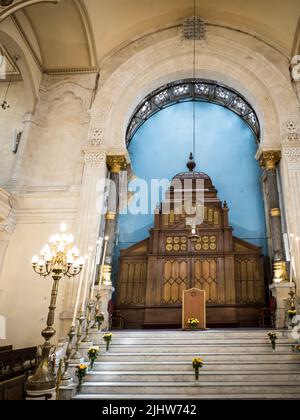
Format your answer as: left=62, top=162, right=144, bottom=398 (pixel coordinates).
left=72, top=329, right=300, bottom=400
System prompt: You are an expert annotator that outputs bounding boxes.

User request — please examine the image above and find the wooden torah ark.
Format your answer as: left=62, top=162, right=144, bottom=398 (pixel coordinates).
left=116, top=170, right=266, bottom=328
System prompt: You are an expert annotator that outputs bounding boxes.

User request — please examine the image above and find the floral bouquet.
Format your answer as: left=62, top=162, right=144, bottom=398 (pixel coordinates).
left=76, top=364, right=87, bottom=391
left=87, top=346, right=100, bottom=371
left=95, top=312, right=104, bottom=331
left=187, top=318, right=200, bottom=329
left=103, top=333, right=113, bottom=351
left=192, top=357, right=203, bottom=380
left=267, top=331, right=277, bottom=350
left=287, top=309, right=297, bottom=320
left=294, top=344, right=300, bottom=352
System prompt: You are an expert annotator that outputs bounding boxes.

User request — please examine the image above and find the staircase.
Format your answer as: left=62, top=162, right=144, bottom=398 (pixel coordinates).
left=73, top=329, right=300, bottom=400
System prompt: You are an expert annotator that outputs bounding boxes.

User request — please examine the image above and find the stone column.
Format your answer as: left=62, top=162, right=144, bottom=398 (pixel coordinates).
left=259, top=150, right=289, bottom=328
left=259, top=150, right=287, bottom=282
left=61, top=150, right=107, bottom=336
left=98, top=155, right=127, bottom=330
left=100, top=155, right=127, bottom=286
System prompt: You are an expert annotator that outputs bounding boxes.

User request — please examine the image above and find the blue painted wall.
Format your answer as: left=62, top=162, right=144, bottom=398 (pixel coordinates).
left=114, top=102, right=267, bottom=278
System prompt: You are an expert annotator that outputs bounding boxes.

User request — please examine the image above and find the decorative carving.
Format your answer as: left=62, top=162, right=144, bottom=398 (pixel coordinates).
left=182, top=16, right=206, bottom=40
left=259, top=150, right=281, bottom=170
left=84, top=152, right=105, bottom=168
left=283, top=121, right=300, bottom=142
left=0, top=213, right=16, bottom=236
left=106, top=155, right=127, bottom=173
left=89, top=126, right=104, bottom=147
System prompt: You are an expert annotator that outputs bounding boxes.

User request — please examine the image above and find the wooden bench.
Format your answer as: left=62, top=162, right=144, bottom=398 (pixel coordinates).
left=0, top=347, right=37, bottom=400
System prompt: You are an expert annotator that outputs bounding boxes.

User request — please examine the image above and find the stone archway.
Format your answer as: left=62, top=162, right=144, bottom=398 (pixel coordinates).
left=89, top=24, right=300, bottom=306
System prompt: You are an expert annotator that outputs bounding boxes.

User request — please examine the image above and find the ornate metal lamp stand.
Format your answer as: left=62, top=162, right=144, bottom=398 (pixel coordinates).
left=70, top=312, right=85, bottom=360
left=82, top=300, right=94, bottom=342
left=26, top=225, right=84, bottom=391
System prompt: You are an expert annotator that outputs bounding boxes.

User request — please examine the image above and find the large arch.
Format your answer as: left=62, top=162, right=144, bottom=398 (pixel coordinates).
left=91, top=25, right=298, bottom=151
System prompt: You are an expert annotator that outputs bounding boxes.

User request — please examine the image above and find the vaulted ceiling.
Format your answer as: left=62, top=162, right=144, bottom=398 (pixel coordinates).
left=1, top=0, right=300, bottom=72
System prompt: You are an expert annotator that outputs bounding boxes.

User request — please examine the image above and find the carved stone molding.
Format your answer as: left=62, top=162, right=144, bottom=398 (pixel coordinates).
left=0, top=213, right=16, bottom=236
left=0, top=1, right=60, bottom=21
left=283, top=147, right=300, bottom=163
left=84, top=151, right=106, bottom=168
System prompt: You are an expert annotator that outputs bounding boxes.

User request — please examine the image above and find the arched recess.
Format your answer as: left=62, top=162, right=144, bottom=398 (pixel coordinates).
left=90, top=26, right=298, bottom=152
left=0, top=30, right=37, bottom=112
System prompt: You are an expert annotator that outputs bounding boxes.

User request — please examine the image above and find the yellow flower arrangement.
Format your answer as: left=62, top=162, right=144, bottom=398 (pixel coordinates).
left=192, top=357, right=203, bottom=380
left=294, top=344, right=300, bottom=352
left=188, top=318, right=200, bottom=329
left=267, top=331, right=277, bottom=350
left=87, top=346, right=100, bottom=370
left=103, top=333, right=113, bottom=351
left=76, top=364, right=87, bottom=390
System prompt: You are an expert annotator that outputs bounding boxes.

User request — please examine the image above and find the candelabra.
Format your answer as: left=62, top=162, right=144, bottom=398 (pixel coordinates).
left=26, top=223, right=84, bottom=391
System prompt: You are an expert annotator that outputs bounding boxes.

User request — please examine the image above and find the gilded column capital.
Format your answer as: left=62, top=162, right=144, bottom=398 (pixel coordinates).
left=106, top=155, right=127, bottom=173
left=259, top=150, right=281, bottom=170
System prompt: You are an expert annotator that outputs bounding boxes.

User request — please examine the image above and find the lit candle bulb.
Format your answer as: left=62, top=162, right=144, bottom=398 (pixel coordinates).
left=32, top=255, right=39, bottom=265
left=71, top=246, right=79, bottom=257
left=57, top=243, right=64, bottom=253
left=41, top=244, right=51, bottom=255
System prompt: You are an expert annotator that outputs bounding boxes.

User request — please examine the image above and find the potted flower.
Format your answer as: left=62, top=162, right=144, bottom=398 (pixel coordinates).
left=267, top=331, right=277, bottom=350
left=87, top=346, right=100, bottom=371
left=294, top=344, right=300, bottom=352
left=187, top=318, right=200, bottom=330
left=103, top=333, right=113, bottom=351
left=95, top=312, right=104, bottom=331
left=192, top=357, right=203, bottom=381
left=287, top=309, right=297, bottom=320
left=75, top=364, right=87, bottom=392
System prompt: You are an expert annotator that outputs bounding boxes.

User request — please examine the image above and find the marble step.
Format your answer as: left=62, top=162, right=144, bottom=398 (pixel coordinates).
left=94, top=338, right=290, bottom=345
left=84, top=371, right=300, bottom=383
left=73, top=392, right=300, bottom=400
left=79, top=381, right=300, bottom=395
left=89, top=352, right=300, bottom=362
left=91, top=360, right=300, bottom=372
left=93, top=344, right=293, bottom=353
left=90, top=330, right=288, bottom=339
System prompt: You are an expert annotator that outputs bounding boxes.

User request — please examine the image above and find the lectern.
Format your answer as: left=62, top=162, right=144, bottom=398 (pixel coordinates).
left=182, top=288, right=206, bottom=329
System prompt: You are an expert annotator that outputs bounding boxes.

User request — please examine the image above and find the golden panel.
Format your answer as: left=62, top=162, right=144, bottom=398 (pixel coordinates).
left=214, top=211, right=219, bottom=225
left=208, top=209, right=213, bottom=223
left=166, top=237, right=173, bottom=244
left=180, top=236, right=187, bottom=243
left=210, top=236, right=216, bottom=243
left=163, top=214, right=169, bottom=226
left=195, top=243, right=202, bottom=251
left=204, top=206, right=207, bottom=220
left=210, top=243, right=217, bottom=250
left=203, top=243, right=209, bottom=251
left=173, top=244, right=180, bottom=251
left=166, top=244, right=173, bottom=251
left=203, top=236, right=209, bottom=243
left=173, top=237, right=180, bottom=244
left=181, top=244, right=187, bottom=251
left=169, top=211, right=175, bottom=224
